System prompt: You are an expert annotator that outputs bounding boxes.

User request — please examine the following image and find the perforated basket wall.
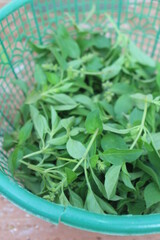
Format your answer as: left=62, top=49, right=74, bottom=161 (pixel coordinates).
left=1, top=0, right=160, bottom=235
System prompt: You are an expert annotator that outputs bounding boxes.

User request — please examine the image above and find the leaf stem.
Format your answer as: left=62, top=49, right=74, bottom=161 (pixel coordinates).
left=41, top=77, right=69, bottom=96
left=23, top=149, right=43, bottom=160
left=52, top=128, right=99, bottom=193
left=103, top=124, right=140, bottom=135
left=57, top=157, right=78, bottom=163
left=72, top=68, right=102, bottom=76
left=44, top=162, right=69, bottom=173
left=22, top=145, right=49, bottom=160
left=54, top=177, right=67, bottom=192
left=130, top=100, right=148, bottom=149
left=73, top=128, right=99, bottom=172
left=84, top=158, right=92, bottom=190
left=105, top=13, right=120, bottom=35
left=51, top=129, right=99, bottom=193
left=20, top=160, right=62, bottom=180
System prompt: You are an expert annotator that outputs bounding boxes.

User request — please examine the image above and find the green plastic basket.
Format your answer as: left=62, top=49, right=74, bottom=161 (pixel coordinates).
left=1, top=0, right=160, bottom=235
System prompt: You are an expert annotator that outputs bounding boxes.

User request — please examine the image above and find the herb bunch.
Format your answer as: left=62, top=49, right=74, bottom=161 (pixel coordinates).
left=4, top=15, right=160, bottom=215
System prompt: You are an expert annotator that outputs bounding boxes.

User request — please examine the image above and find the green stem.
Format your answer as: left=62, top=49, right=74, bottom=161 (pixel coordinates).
left=130, top=100, right=148, bottom=149
left=23, top=150, right=43, bottom=160
left=72, top=68, right=102, bottom=76
left=134, top=77, right=156, bottom=83
left=103, top=124, right=140, bottom=135
left=65, top=12, right=80, bottom=30
left=41, top=77, right=69, bottom=96
left=22, top=145, right=49, bottom=160
left=20, top=160, right=62, bottom=180
left=54, top=177, right=66, bottom=192
left=84, top=158, right=92, bottom=190
left=57, top=157, right=78, bottom=163
left=105, top=13, right=120, bottom=35
left=53, top=129, right=99, bottom=193
left=73, top=128, right=99, bottom=172
left=44, top=162, right=69, bottom=173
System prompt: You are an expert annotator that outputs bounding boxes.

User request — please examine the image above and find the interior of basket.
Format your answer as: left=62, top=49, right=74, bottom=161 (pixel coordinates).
left=0, top=0, right=160, bottom=181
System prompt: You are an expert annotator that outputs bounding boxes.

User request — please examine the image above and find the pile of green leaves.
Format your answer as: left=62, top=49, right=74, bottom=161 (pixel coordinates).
left=4, top=16, right=160, bottom=215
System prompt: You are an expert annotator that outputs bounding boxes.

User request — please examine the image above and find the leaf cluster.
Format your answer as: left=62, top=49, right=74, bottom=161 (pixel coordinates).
left=4, top=15, right=160, bottom=215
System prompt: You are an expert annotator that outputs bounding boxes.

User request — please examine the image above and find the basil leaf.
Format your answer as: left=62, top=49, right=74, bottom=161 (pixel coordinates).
left=66, top=138, right=86, bottom=160
left=92, top=35, right=111, bottom=49
left=24, top=180, right=41, bottom=195
left=59, top=190, right=70, bottom=206
left=90, top=167, right=106, bottom=198
left=95, top=195, right=117, bottom=214
left=49, top=135, right=68, bottom=146
left=51, top=94, right=77, bottom=111
left=18, top=120, right=33, bottom=145
left=128, top=200, right=145, bottom=215
left=90, top=155, right=99, bottom=168
left=51, top=107, right=59, bottom=132
left=149, top=132, right=160, bottom=151
left=85, top=109, right=103, bottom=134
left=85, top=189, right=104, bottom=214
left=101, top=149, right=142, bottom=165
left=102, top=56, right=124, bottom=81
left=8, top=148, right=23, bottom=175
left=148, top=149, right=160, bottom=170
left=45, top=72, right=59, bottom=85
left=3, top=133, right=15, bottom=151
left=101, top=133, right=127, bottom=151
left=105, top=165, right=121, bottom=200
left=65, top=168, right=77, bottom=184
left=69, top=189, right=83, bottom=208
left=70, top=127, right=85, bottom=137
left=121, top=171, right=135, bottom=190
left=61, top=117, right=75, bottom=131
left=56, top=25, right=80, bottom=59
left=73, top=94, right=93, bottom=110
left=130, top=93, right=153, bottom=110
left=129, top=41, right=155, bottom=67
left=137, top=160, right=160, bottom=189
left=26, top=90, right=41, bottom=104
left=28, top=40, right=49, bottom=53
left=129, top=108, right=143, bottom=125
left=50, top=47, right=67, bottom=70
left=34, top=64, right=46, bottom=86
left=30, top=105, right=48, bottom=140
left=110, top=82, right=133, bottom=95
left=144, top=183, right=160, bottom=208
left=86, top=57, right=103, bottom=71
left=114, top=94, right=133, bottom=117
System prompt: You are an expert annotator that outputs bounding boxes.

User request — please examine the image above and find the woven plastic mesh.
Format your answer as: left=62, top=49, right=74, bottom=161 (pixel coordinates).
left=0, top=0, right=160, bottom=177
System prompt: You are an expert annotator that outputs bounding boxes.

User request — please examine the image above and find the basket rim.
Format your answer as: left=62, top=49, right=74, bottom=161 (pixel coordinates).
left=1, top=170, right=160, bottom=236
left=1, top=0, right=160, bottom=235
left=0, top=0, right=31, bottom=22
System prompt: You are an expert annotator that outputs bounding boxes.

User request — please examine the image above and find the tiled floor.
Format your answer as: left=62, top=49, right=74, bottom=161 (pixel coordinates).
left=1, top=196, right=160, bottom=240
